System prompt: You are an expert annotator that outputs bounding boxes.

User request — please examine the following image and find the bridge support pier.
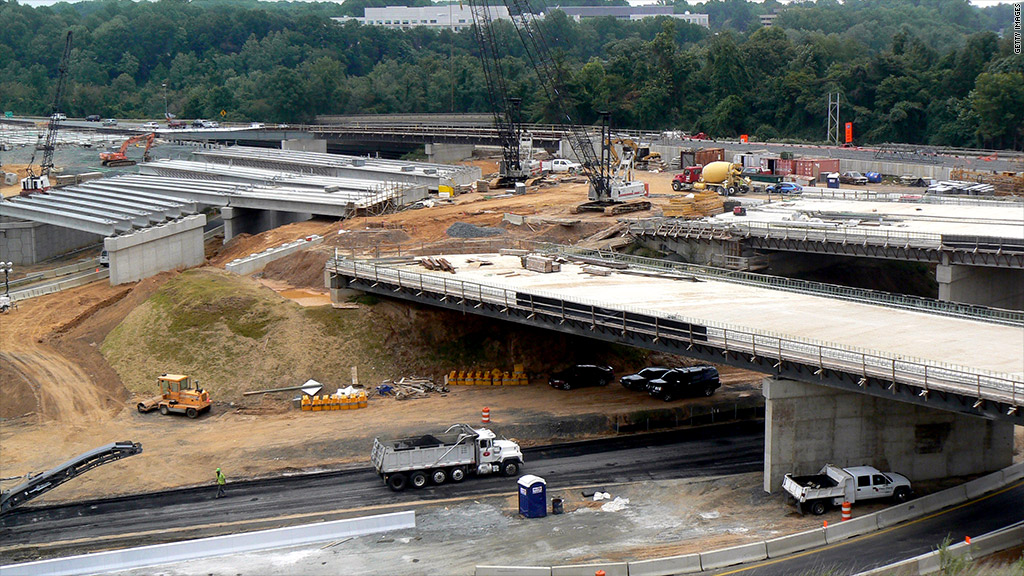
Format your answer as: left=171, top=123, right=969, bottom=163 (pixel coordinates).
left=105, top=214, right=207, bottom=285
left=762, top=377, right=1013, bottom=493
left=221, top=207, right=312, bottom=243
left=0, top=219, right=102, bottom=265
left=424, top=143, right=476, bottom=164
left=937, top=262, right=1024, bottom=310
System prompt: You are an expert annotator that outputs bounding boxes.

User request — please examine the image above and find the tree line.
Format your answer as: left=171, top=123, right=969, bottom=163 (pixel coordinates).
left=1, top=0, right=1021, bottom=150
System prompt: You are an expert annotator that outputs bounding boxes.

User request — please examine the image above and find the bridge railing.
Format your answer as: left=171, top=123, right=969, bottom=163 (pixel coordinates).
left=543, top=244, right=1024, bottom=327
left=329, top=257, right=1022, bottom=407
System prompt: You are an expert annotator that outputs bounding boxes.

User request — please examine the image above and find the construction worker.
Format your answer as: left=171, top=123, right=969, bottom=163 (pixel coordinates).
left=215, top=468, right=226, bottom=498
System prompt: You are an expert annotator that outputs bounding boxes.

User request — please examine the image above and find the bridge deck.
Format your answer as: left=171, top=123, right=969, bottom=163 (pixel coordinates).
left=330, top=252, right=1023, bottom=416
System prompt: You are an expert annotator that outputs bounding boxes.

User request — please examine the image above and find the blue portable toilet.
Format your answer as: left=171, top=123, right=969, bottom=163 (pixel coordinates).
left=826, top=172, right=840, bottom=189
left=518, top=475, right=547, bottom=518
left=866, top=171, right=882, bottom=183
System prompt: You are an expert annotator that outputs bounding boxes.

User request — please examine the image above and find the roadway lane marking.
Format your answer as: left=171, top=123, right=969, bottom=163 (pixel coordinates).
left=713, top=479, right=1024, bottom=575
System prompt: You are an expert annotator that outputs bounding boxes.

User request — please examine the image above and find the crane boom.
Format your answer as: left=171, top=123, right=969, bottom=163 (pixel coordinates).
left=466, top=0, right=531, bottom=184
left=22, top=31, right=73, bottom=196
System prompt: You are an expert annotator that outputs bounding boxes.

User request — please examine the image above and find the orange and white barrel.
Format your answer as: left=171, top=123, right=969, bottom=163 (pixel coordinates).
left=482, top=407, right=490, bottom=423
left=841, top=501, right=852, bottom=521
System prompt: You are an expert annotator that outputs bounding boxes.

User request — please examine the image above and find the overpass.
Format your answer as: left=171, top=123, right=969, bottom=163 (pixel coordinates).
left=326, top=246, right=1022, bottom=491
left=631, top=194, right=1024, bottom=309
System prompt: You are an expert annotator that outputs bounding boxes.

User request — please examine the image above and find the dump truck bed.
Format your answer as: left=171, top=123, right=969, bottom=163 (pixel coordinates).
left=371, top=429, right=479, bottom=474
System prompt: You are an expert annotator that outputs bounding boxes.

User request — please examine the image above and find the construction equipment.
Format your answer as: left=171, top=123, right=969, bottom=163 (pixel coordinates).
left=692, top=161, right=756, bottom=196
left=478, top=0, right=649, bottom=216
left=136, top=373, right=211, bottom=418
left=21, top=31, right=72, bottom=196
left=466, top=1, right=533, bottom=186
left=1, top=441, right=142, bottom=514
left=100, top=133, right=155, bottom=167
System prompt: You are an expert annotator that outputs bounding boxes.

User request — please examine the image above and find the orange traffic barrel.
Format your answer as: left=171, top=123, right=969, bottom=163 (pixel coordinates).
left=841, top=501, right=852, bottom=521
left=482, top=407, right=490, bottom=423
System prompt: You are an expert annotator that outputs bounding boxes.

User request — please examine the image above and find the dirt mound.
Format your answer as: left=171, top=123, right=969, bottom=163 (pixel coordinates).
left=261, top=249, right=330, bottom=289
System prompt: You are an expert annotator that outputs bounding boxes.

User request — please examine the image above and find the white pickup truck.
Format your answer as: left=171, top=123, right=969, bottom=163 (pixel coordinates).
left=542, top=158, right=582, bottom=173
left=783, top=464, right=912, bottom=515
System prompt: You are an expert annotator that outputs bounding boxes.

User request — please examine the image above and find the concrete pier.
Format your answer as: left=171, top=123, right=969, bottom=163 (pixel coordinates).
left=762, top=377, right=1014, bottom=492
left=105, top=214, right=207, bottom=285
left=221, top=206, right=312, bottom=242
left=0, top=219, right=102, bottom=265
left=937, top=263, right=1024, bottom=310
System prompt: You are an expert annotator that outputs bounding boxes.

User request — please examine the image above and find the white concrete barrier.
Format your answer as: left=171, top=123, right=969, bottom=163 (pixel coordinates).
left=699, top=541, right=767, bottom=570
left=626, top=553, right=701, bottom=576
left=963, top=470, right=1006, bottom=500
left=765, top=527, right=826, bottom=558
left=0, top=510, right=414, bottom=576
left=552, top=562, right=627, bottom=576
left=1004, top=462, right=1024, bottom=484
left=824, top=514, right=879, bottom=544
left=225, top=234, right=323, bottom=276
left=969, top=522, right=1024, bottom=557
left=898, top=486, right=969, bottom=518
left=476, top=567, right=552, bottom=576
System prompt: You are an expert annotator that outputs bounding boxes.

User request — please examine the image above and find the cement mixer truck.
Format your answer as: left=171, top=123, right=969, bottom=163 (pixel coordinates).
left=691, top=161, right=755, bottom=196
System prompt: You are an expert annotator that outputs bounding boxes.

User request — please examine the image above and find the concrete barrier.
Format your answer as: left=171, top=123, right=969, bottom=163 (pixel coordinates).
left=824, top=514, right=879, bottom=544
left=626, top=553, right=701, bottom=576
left=9, top=269, right=109, bottom=302
left=963, top=470, right=1006, bottom=500
left=1004, top=462, right=1024, bottom=484
left=1, top=510, right=415, bottom=576
left=551, top=562, right=627, bottom=576
left=476, top=567, right=552, bottom=576
left=765, top=527, right=826, bottom=558
left=699, top=541, right=767, bottom=570
left=898, top=486, right=969, bottom=518
left=225, top=234, right=323, bottom=276
left=969, top=522, right=1024, bottom=558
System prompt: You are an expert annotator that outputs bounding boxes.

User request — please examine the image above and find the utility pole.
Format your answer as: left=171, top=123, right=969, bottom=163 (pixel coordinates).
left=162, top=82, right=168, bottom=119
left=2, top=261, right=11, bottom=296
left=827, top=92, right=841, bottom=146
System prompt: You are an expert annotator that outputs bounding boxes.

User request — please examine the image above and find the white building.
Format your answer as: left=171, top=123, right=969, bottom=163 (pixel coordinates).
left=554, top=6, right=709, bottom=27
left=335, top=5, right=512, bottom=30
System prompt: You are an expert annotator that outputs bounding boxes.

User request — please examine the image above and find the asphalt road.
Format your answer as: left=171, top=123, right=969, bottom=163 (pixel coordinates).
left=0, top=420, right=765, bottom=562
left=708, top=480, right=1024, bottom=575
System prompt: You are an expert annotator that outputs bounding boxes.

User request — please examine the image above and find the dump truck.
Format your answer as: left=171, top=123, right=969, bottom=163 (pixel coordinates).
left=371, top=423, right=524, bottom=491
left=136, top=373, right=211, bottom=418
left=783, top=464, right=912, bottom=515
left=692, top=161, right=756, bottom=196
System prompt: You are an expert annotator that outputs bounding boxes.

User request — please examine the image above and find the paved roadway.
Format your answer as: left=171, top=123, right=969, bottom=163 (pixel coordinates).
left=0, top=422, right=764, bottom=562
left=708, top=480, right=1024, bottom=575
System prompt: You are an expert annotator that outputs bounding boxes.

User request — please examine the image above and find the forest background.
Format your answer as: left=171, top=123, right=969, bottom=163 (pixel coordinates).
left=1, top=0, right=1022, bottom=149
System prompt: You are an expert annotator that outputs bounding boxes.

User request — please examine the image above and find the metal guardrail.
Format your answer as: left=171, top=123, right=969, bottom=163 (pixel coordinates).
left=329, top=257, right=1023, bottom=407
left=562, top=242, right=1024, bottom=327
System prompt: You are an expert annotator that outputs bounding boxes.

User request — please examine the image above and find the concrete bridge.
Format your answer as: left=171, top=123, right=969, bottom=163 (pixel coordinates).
left=325, top=247, right=1022, bottom=491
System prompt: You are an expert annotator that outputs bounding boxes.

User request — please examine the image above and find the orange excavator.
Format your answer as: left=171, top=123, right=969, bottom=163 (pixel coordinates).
left=100, top=133, right=155, bottom=167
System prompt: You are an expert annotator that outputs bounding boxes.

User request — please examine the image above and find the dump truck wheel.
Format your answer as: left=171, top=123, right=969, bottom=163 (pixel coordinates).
left=137, top=403, right=147, bottom=413
left=431, top=469, right=447, bottom=485
left=387, top=473, right=407, bottom=492
left=450, top=467, right=466, bottom=482
left=672, top=182, right=682, bottom=191
left=159, top=405, right=169, bottom=416
left=411, top=471, right=428, bottom=488
left=501, top=461, right=520, bottom=477
left=186, top=408, right=198, bottom=419
left=810, top=500, right=827, bottom=515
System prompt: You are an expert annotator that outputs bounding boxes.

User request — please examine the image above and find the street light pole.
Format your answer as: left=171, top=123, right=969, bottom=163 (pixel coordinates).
left=2, top=261, right=11, bottom=296
left=162, top=83, right=168, bottom=119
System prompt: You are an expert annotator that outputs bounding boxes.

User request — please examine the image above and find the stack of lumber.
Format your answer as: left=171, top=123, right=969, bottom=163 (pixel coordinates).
left=662, top=192, right=725, bottom=218
left=377, top=377, right=448, bottom=400
left=419, top=257, right=456, bottom=273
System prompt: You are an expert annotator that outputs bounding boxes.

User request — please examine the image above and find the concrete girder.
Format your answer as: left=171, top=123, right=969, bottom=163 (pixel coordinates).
left=14, top=195, right=152, bottom=229
left=0, top=201, right=121, bottom=236
left=27, top=193, right=166, bottom=226
left=53, top=189, right=189, bottom=219
left=76, top=183, right=199, bottom=207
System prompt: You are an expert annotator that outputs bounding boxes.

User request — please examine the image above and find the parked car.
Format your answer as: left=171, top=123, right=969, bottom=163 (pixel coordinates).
left=647, top=366, right=720, bottom=401
left=548, top=364, right=614, bottom=390
left=770, top=182, right=803, bottom=195
left=192, top=119, right=219, bottom=128
left=741, top=167, right=769, bottom=176
left=250, top=122, right=265, bottom=128
left=85, top=114, right=101, bottom=122
left=99, top=250, right=109, bottom=267
left=102, top=118, right=118, bottom=126
left=50, top=112, right=66, bottom=120
left=620, top=367, right=672, bottom=391
left=839, top=171, right=868, bottom=185
left=142, top=121, right=160, bottom=130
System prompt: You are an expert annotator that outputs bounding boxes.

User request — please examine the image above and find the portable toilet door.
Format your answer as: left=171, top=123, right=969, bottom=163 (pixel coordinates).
left=518, top=475, right=547, bottom=518
left=826, top=172, right=841, bottom=189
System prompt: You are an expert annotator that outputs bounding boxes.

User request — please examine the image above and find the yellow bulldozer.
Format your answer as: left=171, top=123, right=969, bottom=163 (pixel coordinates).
left=136, top=374, right=211, bottom=419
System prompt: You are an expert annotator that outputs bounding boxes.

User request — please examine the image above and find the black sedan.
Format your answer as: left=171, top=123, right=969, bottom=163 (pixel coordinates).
left=620, top=367, right=672, bottom=391
left=549, top=364, right=614, bottom=390
left=647, top=366, right=720, bottom=401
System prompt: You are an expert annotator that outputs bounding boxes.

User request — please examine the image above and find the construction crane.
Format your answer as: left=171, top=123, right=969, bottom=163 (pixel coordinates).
left=465, top=0, right=534, bottom=186
left=21, top=31, right=73, bottom=196
left=100, top=133, right=155, bottom=167
left=1, top=441, right=143, bottom=514
left=497, top=1, right=650, bottom=215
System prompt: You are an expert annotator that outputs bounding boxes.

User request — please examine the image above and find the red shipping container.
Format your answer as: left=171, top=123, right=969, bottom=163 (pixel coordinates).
left=776, top=159, right=794, bottom=175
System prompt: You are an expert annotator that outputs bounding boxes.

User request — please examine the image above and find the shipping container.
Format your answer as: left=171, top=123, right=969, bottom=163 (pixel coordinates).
left=793, top=158, right=840, bottom=182
left=681, top=147, right=726, bottom=168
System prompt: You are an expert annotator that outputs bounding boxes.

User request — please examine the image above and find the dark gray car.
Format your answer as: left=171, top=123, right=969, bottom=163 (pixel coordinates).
left=620, top=367, right=671, bottom=391
left=647, top=366, right=720, bottom=401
